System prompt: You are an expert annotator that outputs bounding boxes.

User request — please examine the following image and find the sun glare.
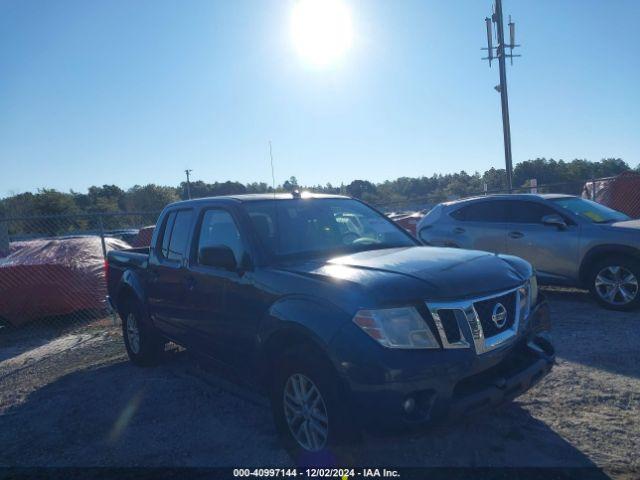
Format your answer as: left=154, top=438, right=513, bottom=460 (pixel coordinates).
left=291, top=0, right=353, bottom=69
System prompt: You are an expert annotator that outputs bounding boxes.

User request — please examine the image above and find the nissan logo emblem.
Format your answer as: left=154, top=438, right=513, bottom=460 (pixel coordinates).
left=491, top=303, right=508, bottom=328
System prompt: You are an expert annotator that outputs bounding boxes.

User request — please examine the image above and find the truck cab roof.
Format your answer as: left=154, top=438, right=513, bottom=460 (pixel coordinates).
left=167, top=192, right=349, bottom=208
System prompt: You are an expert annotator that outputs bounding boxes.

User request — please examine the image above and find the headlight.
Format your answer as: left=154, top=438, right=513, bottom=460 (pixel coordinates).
left=530, top=274, right=539, bottom=306
left=352, top=307, right=440, bottom=349
left=518, top=275, right=539, bottom=322
left=518, top=282, right=530, bottom=321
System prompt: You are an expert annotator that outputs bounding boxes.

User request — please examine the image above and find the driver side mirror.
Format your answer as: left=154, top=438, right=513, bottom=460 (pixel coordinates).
left=542, top=214, right=567, bottom=230
left=199, top=245, right=237, bottom=270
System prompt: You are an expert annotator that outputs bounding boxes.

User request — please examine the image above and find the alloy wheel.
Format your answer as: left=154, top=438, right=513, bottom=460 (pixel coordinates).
left=126, top=313, right=141, bottom=354
left=283, top=373, right=329, bottom=452
left=595, top=266, right=639, bottom=306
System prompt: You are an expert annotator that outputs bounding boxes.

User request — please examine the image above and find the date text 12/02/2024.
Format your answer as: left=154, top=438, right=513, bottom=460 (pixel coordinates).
left=232, top=468, right=400, bottom=478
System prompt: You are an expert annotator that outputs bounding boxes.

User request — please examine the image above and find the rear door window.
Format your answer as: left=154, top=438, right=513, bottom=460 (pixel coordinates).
left=450, top=201, right=509, bottom=223
left=159, top=209, right=194, bottom=262
left=160, top=211, right=177, bottom=258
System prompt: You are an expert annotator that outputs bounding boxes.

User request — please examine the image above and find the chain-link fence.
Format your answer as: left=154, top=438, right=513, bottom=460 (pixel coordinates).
left=373, top=179, right=594, bottom=214
left=582, top=172, right=640, bottom=219
left=0, top=212, right=159, bottom=342
left=2, top=172, right=639, bottom=344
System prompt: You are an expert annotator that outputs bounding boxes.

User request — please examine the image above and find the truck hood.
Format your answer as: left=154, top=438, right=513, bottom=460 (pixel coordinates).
left=279, top=246, right=532, bottom=302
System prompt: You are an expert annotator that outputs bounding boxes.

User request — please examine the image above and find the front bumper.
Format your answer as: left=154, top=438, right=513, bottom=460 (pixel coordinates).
left=448, top=336, right=553, bottom=420
left=331, top=299, right=554, bottom=431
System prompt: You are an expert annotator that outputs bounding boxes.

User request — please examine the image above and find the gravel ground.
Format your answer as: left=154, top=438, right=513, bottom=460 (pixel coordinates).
left=0, top=289, right=638, bottom=478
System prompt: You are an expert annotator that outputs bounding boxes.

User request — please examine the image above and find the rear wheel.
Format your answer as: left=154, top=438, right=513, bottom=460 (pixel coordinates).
left=270, top=345, right=359, bottom=463
left=121, top=300, right=165, bottom=366
left=588, top=256, right=640, bottom=311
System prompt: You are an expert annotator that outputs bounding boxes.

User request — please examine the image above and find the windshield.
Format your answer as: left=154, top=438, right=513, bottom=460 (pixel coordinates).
left=243, top=198, right=417, bottom=259
left=551, top=197, right=630, bottom=223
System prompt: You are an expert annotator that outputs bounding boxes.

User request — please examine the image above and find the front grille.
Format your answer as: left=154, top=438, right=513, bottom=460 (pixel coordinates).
left=426, top=285, right=524, bottom=355
left=437, top=309, right=462, bottom=344
left=473, top=291, right=517, bottom=338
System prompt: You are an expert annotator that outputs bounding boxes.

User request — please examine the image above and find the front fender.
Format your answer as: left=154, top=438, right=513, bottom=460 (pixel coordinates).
left=497, top=253, right=534, bottom=280
left=255, top=296, right=352, bottom=383
left=259, top=295, right=352, bottom=348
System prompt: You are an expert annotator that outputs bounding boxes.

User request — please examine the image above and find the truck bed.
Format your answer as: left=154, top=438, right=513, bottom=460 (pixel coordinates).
left=106, top=247, right=150, bottom=306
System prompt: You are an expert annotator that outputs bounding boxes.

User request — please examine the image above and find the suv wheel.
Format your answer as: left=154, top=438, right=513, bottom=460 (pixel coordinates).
left=588, top=256, right=640, bottom=311
left=270, top=346, right=359, bottom=462
left=121, top=301, right=165, bottom=366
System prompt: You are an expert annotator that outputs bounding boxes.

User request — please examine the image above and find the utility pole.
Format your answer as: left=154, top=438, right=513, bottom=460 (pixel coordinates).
left=482, top=0, right=520, bottom=192
left=184, top=169, right=193, bottom=199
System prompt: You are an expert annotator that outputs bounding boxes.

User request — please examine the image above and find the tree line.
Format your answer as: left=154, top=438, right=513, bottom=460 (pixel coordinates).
left=1, top=158, right=637, bottom=236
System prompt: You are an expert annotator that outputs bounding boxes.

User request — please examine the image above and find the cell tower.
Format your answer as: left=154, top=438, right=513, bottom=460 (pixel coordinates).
left=482, top=0, right=521, bottom=192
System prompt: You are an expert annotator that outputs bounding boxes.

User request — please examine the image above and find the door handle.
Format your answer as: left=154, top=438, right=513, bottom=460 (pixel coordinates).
left=509, top=231, right=524, bottom=239
left=453, top=227, right=466, bottom=234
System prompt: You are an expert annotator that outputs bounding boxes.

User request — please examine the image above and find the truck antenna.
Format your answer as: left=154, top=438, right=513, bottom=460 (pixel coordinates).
left=268, top=141, right=281, bottom=251
left=269, top=141, right=276, bottom=199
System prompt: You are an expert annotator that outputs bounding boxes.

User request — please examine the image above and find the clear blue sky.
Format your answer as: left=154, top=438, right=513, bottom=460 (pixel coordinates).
left=0, top=0, right=638, bottom=196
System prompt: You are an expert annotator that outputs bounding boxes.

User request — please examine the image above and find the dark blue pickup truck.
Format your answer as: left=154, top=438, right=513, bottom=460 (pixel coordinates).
left=107, top=193, right=554, bottom=456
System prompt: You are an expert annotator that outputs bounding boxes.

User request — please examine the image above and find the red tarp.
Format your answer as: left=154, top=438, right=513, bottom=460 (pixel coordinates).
left=0, top=236, right=128, bottom=327
left=583, top=172, right=640, bottom=219
left=388, top=212, right=425, bottom=236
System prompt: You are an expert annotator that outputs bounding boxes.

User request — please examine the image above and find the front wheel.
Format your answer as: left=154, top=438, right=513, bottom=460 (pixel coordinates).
left=588, top=256, right=640, bottom=311
left=282, top=373, right=330, bottom=452
left=270, top=346, right=359, bottom=463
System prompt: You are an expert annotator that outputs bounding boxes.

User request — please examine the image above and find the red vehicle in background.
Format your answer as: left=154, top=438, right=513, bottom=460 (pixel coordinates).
left=129, top=225, right=155, bottom=248
left=0, top=236, right=128, bottom=327
left=388, top=211, right=425, bottom=236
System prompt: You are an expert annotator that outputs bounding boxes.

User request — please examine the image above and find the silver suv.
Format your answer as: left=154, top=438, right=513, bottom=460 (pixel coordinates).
left=417, top=194, right=640, bottom=310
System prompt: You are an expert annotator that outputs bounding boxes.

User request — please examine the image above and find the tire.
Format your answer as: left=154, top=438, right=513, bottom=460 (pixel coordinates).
left=120, top=300, right=165, bottom=366
left=588, top=255, right=640, bottom=311
left=270, top=345, right=360, bottom=464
